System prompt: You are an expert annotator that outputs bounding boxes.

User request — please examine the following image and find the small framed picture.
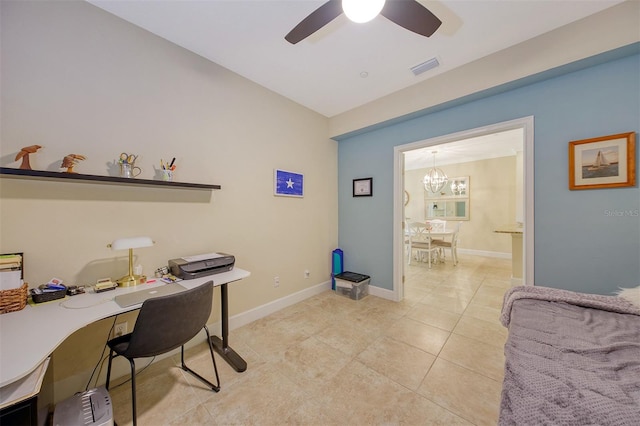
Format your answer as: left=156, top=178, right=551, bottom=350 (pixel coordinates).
left=274, top=169, right=304, bottom=197
left=353, top=177, right=373, bottom=197
left=568, top=132, right=636, bottom=190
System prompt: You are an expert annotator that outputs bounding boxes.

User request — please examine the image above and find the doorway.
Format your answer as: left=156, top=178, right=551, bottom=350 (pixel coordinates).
left=392, top=117, right=534, bottom=302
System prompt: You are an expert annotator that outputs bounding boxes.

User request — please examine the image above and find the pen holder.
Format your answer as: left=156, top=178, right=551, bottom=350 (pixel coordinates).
left=162, top=169, right=174, bottom=182
left=120, top=163, right=142, bottom=178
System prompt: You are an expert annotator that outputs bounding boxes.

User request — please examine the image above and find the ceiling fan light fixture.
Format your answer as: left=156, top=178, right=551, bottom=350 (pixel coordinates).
left=342, top=0, right=385, bottom=23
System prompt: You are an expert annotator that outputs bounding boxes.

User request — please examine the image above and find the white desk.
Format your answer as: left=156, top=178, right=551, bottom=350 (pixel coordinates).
left=0, top=267, right=250, bottom=388
left=0, top=358, right=49, bottom=410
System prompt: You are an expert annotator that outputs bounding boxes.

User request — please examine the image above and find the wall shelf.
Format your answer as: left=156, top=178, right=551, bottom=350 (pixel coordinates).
left=0, top=167, right=221, bottom=190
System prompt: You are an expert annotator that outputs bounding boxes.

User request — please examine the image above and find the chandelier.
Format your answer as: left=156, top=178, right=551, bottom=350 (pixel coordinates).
left=422, top=151, right=448, bottom=193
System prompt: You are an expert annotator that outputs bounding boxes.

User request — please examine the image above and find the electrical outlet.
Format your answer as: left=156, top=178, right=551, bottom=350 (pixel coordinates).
left=274, top=276, right=280, bottom=287
left=114, top=322, right=127, bottom=337
left=304, top=270, right=310, bottom=279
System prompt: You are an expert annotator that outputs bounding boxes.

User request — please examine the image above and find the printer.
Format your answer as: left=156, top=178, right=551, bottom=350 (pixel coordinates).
left=168, top=252, right=235, bottom=280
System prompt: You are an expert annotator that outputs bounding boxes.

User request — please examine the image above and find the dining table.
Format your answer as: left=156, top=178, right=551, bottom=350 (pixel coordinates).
left=408, top=223, right=455, bottom=265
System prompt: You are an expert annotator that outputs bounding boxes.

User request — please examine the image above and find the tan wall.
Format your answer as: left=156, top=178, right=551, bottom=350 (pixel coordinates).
left=0, top=1, right=336, bottom=401
left=405, top=156, right=516, bottom=254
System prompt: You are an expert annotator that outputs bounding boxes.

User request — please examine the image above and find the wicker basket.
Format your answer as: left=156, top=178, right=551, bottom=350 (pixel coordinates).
left=0, top=283, right=28, bottom=314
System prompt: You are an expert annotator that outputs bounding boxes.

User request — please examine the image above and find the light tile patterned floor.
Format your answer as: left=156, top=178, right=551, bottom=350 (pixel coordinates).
left=109, top=254, right=514, bottom=425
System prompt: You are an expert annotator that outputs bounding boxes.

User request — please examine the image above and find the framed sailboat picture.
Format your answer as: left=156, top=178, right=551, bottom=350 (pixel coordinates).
left=569, top=132, right=636, bottom=190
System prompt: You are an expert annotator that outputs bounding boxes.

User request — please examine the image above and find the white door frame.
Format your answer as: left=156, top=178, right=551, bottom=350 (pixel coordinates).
left=392, top=116, right=535, bottom=301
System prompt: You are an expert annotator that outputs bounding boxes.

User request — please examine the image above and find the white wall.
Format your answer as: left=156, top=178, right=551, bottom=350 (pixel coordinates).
left=0, top=0, right=337, bottom=400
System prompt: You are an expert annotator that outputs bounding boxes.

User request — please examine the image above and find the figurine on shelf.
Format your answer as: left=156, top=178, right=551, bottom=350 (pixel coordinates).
left=14, top=145, right=42, bottom=170
left=61, top=154, right=86, bottom=173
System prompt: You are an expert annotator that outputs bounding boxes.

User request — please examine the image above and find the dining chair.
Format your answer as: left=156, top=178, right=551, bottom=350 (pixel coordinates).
left=426, top=219, right=447, bottom=245
left=433, top=221, right=462, bottom=265
left=105, top=281, right=220, bottom=426
left=407, top=222, right=439, bottom=268
left=406, top=221, right=422, bottom=265
left=427, top=219, right=447, bottom=232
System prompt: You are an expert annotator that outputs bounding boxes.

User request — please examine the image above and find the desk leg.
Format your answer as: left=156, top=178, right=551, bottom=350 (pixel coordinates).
left=210, top=283, right=247, bottom=372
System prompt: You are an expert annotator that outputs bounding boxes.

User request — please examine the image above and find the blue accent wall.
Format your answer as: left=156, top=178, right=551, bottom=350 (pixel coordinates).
left=338, top=49, right=639, bottom=295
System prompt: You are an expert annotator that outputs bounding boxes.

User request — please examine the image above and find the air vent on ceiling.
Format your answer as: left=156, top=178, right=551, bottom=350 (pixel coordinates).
left=410, top=57, right=440, bottom=76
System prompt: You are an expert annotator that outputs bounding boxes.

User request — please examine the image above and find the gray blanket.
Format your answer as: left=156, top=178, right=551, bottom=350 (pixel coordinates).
left=499, top=286, right=640, bottom=425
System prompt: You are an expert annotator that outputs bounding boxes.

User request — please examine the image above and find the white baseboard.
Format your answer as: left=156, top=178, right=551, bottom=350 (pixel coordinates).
left=182, top=280, right=332, bottom=347
left=368, top=285, right=395, bottom=301
left=208, top=279, right=398, bottom=333
left=457, top=248, right=511, bottom=259
left=223, top=280, right=332, bottom=332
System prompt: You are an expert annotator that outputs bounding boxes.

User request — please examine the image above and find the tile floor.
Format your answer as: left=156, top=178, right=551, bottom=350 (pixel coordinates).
left=109, top=254, right=514, bottom=425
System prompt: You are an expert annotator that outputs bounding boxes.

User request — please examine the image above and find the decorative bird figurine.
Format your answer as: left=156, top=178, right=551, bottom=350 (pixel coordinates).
left=14, top=145, right=43, bottom=170
left=61, top=154, right=86, bottom=173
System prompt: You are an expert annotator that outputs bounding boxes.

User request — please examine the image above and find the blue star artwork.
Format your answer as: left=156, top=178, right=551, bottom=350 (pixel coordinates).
left=274, top=169, right=304, bottom=197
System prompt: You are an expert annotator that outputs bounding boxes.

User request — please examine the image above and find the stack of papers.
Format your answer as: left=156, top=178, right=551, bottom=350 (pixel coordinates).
left=0, top=254, right=23, bottom=290
left=0, top=254, right=21, bottom=270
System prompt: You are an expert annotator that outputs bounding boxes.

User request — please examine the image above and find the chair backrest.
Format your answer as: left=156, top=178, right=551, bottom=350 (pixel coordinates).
left=409, top=222, right=430, bottom=243
left=427, top=219, right=447, bottom=232
left=123, top=281, right=214, bottom=358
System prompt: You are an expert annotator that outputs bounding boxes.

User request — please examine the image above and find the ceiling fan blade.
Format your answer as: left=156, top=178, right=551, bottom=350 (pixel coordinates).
left=285, top=0, right=343, bottom=44
left=380, top=0, right=442, bottom=38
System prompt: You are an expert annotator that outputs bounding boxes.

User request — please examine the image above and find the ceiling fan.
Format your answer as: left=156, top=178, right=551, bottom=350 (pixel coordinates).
left=285, top=0, right=442, bottom=44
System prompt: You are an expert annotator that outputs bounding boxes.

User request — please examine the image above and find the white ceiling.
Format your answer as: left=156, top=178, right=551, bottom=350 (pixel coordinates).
left=87, top=0, right=624, bottom=118
left=404, top=128, right=523, bottom=170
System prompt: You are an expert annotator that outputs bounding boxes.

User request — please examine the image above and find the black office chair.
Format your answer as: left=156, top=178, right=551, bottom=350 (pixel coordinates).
left=105, top=281, right=220, bottom=425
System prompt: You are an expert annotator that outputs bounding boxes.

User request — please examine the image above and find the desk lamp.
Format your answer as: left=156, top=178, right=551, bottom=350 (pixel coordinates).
left=108, top=236, right=154, bottom=287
